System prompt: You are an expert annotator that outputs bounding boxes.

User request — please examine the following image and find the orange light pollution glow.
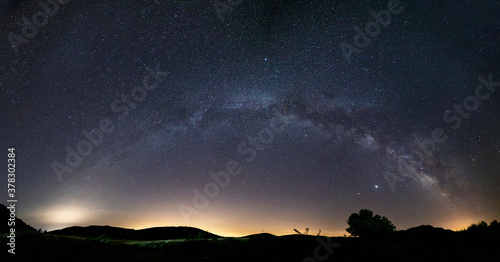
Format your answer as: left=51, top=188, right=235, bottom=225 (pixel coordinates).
left=24, top=198, right=486, bottom=237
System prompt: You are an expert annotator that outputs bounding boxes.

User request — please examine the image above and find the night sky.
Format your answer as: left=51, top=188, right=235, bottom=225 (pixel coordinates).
left=1, top=0, right=499, bottom=237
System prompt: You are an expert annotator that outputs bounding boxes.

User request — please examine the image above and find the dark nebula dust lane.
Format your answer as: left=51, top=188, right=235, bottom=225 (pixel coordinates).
left=0, top=0, right=499, bottom=236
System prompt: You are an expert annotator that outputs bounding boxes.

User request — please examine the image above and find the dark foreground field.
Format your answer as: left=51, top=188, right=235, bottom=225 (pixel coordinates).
left=2, top=224, right=500, bottom=262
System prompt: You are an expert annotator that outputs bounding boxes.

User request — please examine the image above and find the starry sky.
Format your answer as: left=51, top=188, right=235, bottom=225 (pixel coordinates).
left=1, top=0, right=499, bottom=237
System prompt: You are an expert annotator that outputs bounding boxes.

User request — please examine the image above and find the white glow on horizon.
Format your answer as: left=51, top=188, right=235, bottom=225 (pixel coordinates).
left=41, top=206, right=90, bottom=225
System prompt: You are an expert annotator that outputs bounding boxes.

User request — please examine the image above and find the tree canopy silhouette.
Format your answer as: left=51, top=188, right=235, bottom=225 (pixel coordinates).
left=346, top=209, right=396, bottom=237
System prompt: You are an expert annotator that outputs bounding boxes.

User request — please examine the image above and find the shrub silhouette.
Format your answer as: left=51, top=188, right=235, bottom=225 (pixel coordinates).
left=466, top=220, right=488, bottom=232
left=465, top=220, right=500, bottom=234
left=346, top=209, right=396, bottom=237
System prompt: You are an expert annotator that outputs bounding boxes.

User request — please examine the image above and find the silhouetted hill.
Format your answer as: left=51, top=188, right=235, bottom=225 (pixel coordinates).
left=242, top=233, right=276, bottom=238
left=0, top=203, right=36, bottom=234
left=2, top=222, right=499, bottom=261
left=2, top=207, right=499, bottom=262
left=396, top=225, right=455, bottom=238
left=50, top=225, right=220, bottom=240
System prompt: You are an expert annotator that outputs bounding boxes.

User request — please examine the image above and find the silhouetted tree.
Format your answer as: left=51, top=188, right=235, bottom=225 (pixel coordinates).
left=346, top=209, right=396, bottom=237
left=467, top=220, right=489, bottom=233
left=490, top=220, right=500, bottom=234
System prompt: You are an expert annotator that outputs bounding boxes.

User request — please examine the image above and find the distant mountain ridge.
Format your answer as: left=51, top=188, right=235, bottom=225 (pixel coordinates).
left=242, top=232, right=277, bottom=238
left=397, top=225, right=455, bottom=236
left=50, top=225, right=221, bottom=240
